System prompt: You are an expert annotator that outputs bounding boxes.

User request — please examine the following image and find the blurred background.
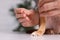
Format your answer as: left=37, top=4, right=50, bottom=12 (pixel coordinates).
left=0, top=0, right=60, bottom=40
left=0, top=0, right=40, bottom=40
left=0, top=0, right=38, bottom=33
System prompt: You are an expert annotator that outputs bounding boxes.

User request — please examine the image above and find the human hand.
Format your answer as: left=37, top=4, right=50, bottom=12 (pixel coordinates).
left=39, top=0, right=60, bottom=17
left=14, top=8, right=39, bottom=27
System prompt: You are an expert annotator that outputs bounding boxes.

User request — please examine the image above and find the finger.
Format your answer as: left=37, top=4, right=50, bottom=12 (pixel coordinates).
left=40, top=1, right=57, bottom=12
left=14, top=8, right=32, bottom=15
left=18, top=19, right=26, bottom=23
left=24, top=10, right=35, bottom=16
left=14, top=8, right=21, bottom=14
left=40, top=10, right=60, bottom=17
left=18, top=16, right=30, bottom=23
left=18, top=18, right=30, bottom=23
left=14, top=8, right=25, bottom=14
left=39, top=0, right=56, bottom=7
left=25, top=16, right=30, bottom=21
left=16, top=13, right=26, bottom=18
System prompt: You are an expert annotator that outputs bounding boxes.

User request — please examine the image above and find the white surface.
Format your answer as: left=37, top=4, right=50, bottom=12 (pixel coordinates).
left=0, top=0, right=24, bottom=32
left=0, top=0, right=35, bottom=32
left=0, top=32, right=60, bottom=40
left=0, top=0, right=60, bottom=40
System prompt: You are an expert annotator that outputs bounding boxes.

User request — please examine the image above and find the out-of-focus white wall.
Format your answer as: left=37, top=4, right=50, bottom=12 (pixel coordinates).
left=0, top=0, right=24, bottom=32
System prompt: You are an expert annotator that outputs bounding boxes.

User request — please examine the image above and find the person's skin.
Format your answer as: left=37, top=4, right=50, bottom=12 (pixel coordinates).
left=14, top=0, right=60, bottom=27
left=15, top=0, right=60, bottom=35
left=14, top=8, right=39, bottom=27
left=39, top=0, right=60, bottom=34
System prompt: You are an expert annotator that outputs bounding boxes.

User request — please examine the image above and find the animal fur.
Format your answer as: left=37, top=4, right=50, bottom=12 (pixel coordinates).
left=32, top=0, right=60, bottom=36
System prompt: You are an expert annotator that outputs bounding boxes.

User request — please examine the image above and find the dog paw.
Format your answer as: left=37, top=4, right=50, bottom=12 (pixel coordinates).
left=31, top=31, right=43, bottom=37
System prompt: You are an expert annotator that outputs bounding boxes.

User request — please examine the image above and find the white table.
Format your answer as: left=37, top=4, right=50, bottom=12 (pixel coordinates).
left=0, top=32, right=60, bottom=40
